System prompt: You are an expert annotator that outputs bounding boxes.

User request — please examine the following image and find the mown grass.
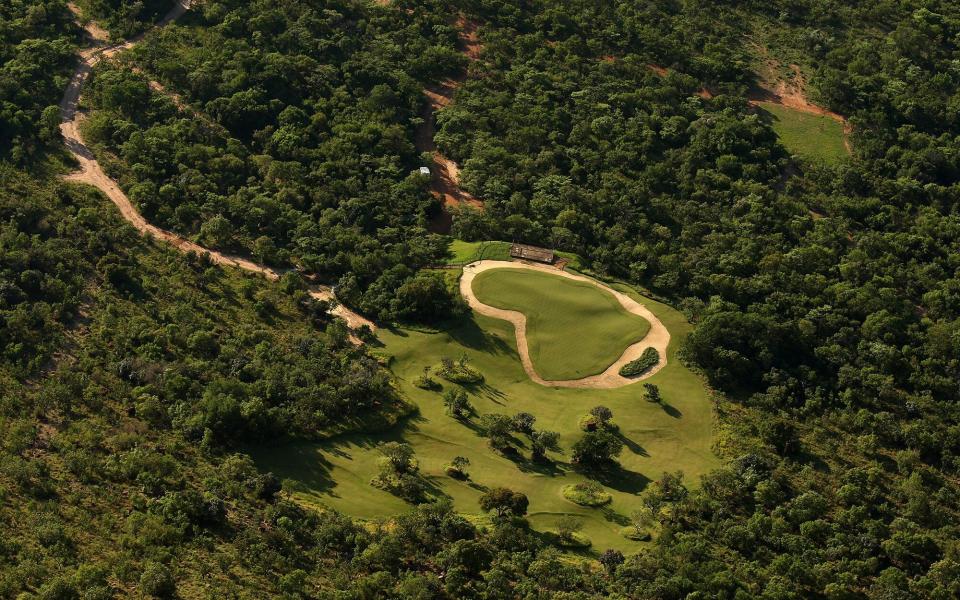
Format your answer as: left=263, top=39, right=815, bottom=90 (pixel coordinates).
left=756, top=101, right=848, bottom=163
left=471, top=268, right=650, bottom=380
left=252, top=272, right=717, bottom=553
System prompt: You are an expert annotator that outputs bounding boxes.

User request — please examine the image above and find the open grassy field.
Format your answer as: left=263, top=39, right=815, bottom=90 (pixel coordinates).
left=252, top=271, right=717, bottom=553
left=756, top=101, right=848, bottom=163
left=471, top=268, right=651, bottom=380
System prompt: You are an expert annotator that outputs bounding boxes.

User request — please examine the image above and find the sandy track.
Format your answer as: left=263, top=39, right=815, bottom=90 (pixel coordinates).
left=460, top=261, right=670, bottom=389
left=59, top=1, right=374, bottom=337
left=416, top=15, right=484, bottom=232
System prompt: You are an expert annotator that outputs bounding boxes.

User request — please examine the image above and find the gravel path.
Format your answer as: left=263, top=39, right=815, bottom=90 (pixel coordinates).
left=58, top=1, right=374, bottom=336
left=460, top=261, right=670, bottom=389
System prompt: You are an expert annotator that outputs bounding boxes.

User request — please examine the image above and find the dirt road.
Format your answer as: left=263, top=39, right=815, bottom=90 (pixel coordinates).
left=59, top=1, right=374, bottom=336
left=416, top=16, right=484, bottom=232
left=460, top=261, right=670, bottom=389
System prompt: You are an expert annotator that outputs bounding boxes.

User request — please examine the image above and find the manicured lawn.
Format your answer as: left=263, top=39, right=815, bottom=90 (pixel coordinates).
left=252, top=273, right=717, bottom=554
left=448, top=240, right=512, bottom=264
left=756, top=101, right=848, bottom=163
left=471, top=268, right=650, bottom=380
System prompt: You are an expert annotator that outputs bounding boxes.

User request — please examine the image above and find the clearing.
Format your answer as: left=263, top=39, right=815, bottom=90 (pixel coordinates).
left=755, top=101, right=848, bottom=163
left=469, top=267, right=652, bottom=381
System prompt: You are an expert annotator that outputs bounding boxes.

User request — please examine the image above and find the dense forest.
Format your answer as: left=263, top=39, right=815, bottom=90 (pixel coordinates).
left=3, top=0, right=960, bottom=597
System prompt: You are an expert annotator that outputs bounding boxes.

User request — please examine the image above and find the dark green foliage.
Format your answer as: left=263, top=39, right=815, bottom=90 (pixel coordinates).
left=81, top=0, right=465, bottom=322
left=0, top=1, right=76, bottom=163
left=572, top=430, right=623, bottom=467
left=618, top=347, right=659, bottom=378
left=478, top=487, right=529, bottom=519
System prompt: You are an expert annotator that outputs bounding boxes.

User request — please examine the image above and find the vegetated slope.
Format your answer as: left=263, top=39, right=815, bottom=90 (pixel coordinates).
left=0, top=167, right=409, bottom=596
left=77, top=0, right=467, bottom=323
left=470, top=266, right=654, bottom=381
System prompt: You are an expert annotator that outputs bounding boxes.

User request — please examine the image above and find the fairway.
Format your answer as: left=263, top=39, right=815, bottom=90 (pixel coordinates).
left=471, top=268, right=651, bottom=380
left=756, top=101, right=849, bottom=163
left=252, top=276, right=717, bottom=553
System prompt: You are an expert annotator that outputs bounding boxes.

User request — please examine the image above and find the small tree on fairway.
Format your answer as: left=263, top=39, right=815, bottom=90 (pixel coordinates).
left=643, top=383, right=662, bottom=403
left=479, top=488, right=529, bottom=518
left=378, top=442, right=416, bottom=474
left=480, top=414, right=514, bottom=451
left=530, top=430, right=560, bottom=460
left=443, top=388, right=473, bottom=419
left=590, top=405, right=613, bottom=425
left=556, top=515, right=583, bottom=541
left=451, top=456, right=470, bottom=474
left=572, top=430, right=623, bottom=466
left=511, top=412, right=536, bottom=434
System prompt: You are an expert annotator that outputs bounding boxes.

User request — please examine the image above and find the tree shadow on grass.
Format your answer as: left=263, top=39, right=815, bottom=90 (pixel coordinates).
left=599, top=506, right=631, bottom=526
left=447, top=316, right=512, bottom=356
left=578, top=464, right=651, bottom=495
left=616, top=431, right=649, bottom=457
left=661, top=402, right=682, bottom=418
left=510, top=453, right=567, bottom=477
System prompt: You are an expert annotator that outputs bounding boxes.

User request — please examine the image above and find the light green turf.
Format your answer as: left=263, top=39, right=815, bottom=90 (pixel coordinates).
left=471, top=268, right=650, bottom=380
left=252, top=272, right=717, bottom=554
left=448, top=240, right=512, bottom=264
left=756, top=101, right=849, bottom=163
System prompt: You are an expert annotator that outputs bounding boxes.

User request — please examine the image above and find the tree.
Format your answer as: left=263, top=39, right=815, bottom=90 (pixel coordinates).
left=451, top=456, right=470, bottom=473
left=480, top=414, right=514, bottom=451
left=590, top=405, right=613, bottom=425
left=530, top=430, right=560, bottom=460
left=643, top=383, right=662, bottom=403
left=479, top=488, right=529, bottom=518
left=572, top=430, right=623, bottom=466
left=599, top=549, right=625, bottom=574
left=378, top=442, right=416, bottom=474
left=511, top=411, right=536, bottom=433
left=556, top=515, right=583, bottom=542
left=443, top=388, right=473, bottom=419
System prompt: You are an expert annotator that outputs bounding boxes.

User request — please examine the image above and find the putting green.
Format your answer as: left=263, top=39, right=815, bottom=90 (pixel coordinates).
left=252, top=275, right=717, bottom=553
left=471, top=269, right=651, bottom=380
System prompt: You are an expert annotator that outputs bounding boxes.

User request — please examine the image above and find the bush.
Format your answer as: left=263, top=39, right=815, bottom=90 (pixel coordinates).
left=562, top=482, right=612, bottom=506
left=437, top=356, right=484, bottom=384
left=140, top=562, right=175, bottom=598
left=619, top=347, right=660, bottom=377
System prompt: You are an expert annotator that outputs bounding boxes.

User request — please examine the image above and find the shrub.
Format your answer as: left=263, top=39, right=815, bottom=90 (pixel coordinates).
left=619, top=347, right=660, bottom=377
left=562, top=482, right=612, bottom=506
left=139, top=562, right=175, bottom=598
left=437, top=355, right=484, bottom=384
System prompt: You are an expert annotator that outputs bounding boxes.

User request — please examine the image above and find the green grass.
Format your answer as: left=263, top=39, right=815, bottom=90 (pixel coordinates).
left=756, top=101, right=848, bottom=163
left=251, top=273, right=717, bottom=553
left=471, top=268, right=650, bottom=380
left=448, top=240, right=512, bottom=264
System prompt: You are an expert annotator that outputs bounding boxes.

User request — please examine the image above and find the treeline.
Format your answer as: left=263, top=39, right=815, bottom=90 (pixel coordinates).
left=80, top=0, right=467, bottom=322
left=0, top=0, right=77, bottom=163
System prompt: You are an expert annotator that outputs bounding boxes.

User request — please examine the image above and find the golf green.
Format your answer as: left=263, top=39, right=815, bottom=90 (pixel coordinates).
left=471, top=268, right=651, bottom=380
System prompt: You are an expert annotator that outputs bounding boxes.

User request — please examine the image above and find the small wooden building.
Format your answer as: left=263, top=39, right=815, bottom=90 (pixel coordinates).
left=510, top=243, right=555, bottom=264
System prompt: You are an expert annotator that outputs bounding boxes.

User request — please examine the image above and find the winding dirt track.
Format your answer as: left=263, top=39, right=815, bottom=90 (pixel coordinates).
left=59, top=1, right=374, bottom=336
left=460, top=261, right=670, bottom=389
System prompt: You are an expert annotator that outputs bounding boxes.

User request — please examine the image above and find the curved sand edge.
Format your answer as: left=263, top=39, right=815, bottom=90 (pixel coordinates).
left=460, top=261, right=670, bottom=389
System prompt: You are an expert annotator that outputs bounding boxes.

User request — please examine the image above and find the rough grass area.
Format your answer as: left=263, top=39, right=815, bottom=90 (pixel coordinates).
left=756, top=101, right=848, bottom=163
left=471, top=268, right=650, bottom=380
left=251, top=278, right=716, bottom=553
left=562, top=483, right=613, bottom=506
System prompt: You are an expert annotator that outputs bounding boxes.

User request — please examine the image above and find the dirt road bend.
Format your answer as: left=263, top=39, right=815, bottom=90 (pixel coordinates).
left=460, top=261, right=671, bottom=389
left=59, top=1, right=374, bottom=336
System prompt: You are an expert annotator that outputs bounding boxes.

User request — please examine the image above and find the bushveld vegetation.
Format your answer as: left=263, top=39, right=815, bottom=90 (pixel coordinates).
left=3, top=0, right=960, bottom=597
